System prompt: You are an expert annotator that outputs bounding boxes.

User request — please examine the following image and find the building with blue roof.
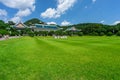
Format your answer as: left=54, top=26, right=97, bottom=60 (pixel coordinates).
left=31, top=24, right=59, bottom=31
left=13, top=22, right=59, bottom=31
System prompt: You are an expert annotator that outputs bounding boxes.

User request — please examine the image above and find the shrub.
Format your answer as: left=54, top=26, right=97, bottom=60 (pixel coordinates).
left=116, top=31, right=120, bottom=36
left=34, top=31, right=39, bottom=36
left=78, top=32, right=83, bottom=36
left=0, top=30, right=9, bottom=35
left=28, top=32, right=34, bottom=37
left=48, top=31, right=55, bottom=36
left=10, top=32, right=19, bottom=36
left=89, top=32, right=99, bottom=36
left=107, top=32, right=113, bottom=36
left=99, top=32, right=105, bottom=36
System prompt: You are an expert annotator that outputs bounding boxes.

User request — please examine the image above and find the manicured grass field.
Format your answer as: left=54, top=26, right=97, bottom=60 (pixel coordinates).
left=0, top=36, right=120, bottom=80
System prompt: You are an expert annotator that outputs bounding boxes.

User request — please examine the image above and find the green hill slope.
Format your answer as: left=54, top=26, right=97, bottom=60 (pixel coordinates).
left=24, top=18, right=45, bottom=26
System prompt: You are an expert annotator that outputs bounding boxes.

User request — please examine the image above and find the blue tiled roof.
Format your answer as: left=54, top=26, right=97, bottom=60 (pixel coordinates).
left=35, top=24, right=43, bottom=28
left=35, top=24, right=58, bottom=30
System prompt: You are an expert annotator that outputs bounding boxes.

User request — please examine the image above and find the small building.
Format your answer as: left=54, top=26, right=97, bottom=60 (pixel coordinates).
left=13, top=22, right=59, bottom=32
left=14, top=22, right=28, bottom=30
left=65, top=27, right=81, bottom=32
left=31, top=24, right=59, bottom=31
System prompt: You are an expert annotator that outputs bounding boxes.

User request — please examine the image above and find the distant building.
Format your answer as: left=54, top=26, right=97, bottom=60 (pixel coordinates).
left=31, top=24, right=59, bottom=31
left=13, top=22, right=28, bottom=29
left=65, top=27, right=81, bottom=32
left=13, top=22, right=59, bottom=31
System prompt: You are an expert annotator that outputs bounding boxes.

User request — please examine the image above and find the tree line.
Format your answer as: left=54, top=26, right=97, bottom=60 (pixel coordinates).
left=0, top=20, right=120, bottom=37
left=62, top=23, right=120, bottom=36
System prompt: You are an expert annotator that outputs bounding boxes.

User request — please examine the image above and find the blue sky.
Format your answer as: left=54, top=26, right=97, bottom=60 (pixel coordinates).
left=0, top=0, right=120, bottom=25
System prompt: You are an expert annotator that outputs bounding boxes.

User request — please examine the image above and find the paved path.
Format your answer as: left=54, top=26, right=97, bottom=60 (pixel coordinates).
left=0, top=36, right=20, bottom=41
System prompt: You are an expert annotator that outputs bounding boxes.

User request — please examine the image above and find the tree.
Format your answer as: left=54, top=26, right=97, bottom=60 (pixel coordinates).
left=34, top=31, right=39, bottom=36
left=10, top=31, right=19, bottom=36
left=78, top=32, right=83, bottom=36
left=0, top=20, right=6, bottom=29
left=48, top=31, right=55, bottom=36
left=66, top=31, right=72, bottom=36
left=107, top=32, right=113, bottom=36
left=55, top=30, right=63, bottom=36
left=8, top=21, right=15, bottom=25
left=28, top=31, right=34, bottom=37
left=0, top=30, right=9, bottom=35
left=116, top=31, right=120, bottom=36
left=99, top=32, right=105, bottom=36
left=90, top=32, right=99, bottom=36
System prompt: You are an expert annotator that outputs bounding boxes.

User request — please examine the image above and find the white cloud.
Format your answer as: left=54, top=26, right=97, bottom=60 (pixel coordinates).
left=100, top=20, right=105, bottom=23
left=0, top=0, right=35, bottom=22
left=92, top=0, right=96, bottom=3
left=11, top=16, right=21, bottom=23
left=16, top=9, right=31, bottom=17
left=0, top=9, right=7, bottom=16
left=113, top=21, right=120, bottom=25
left=0, top=9, right=8, bottom=21
left=47, top=22, right=57, bottom=25
left=0, top=0, right=35, bottom=11
left=41, top=0, right=77, bottom=18
left=61, top=20, right=71, bottom=26
left=41, top=8, right=58, bottom=18
left=11, top=9, right=32, bottom=23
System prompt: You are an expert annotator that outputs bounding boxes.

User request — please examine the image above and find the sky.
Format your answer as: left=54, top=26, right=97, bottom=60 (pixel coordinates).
left=0, top=0, right=120, bottom=25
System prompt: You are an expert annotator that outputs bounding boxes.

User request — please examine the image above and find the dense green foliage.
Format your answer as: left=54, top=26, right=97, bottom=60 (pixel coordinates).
left=62, top=23, right=120, bottom=36
left=8, top=21, right=15, bottom=25
left=0, top=37, right=120, bottom=80
left=0, top=20, right=10, bottom=36
left=1, top=19, right=120, bottom=37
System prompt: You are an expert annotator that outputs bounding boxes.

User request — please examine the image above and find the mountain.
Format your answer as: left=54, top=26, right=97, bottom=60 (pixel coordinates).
left=24, top=18, right=45, bottom=26
left=62, top=23, right=114, bottom=29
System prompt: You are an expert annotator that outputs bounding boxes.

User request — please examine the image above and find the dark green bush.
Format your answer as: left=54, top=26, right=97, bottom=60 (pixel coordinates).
left=116, top=31, right=120, bottom=36
left=107, top=32, right=113, bottom=36
left=28, top=32, right=34, bottom=37
left=0, top=30, right=9, bottom=35
left=78, top=32, right=83, bottom=36
left=99, top=32, right=105, bottom=36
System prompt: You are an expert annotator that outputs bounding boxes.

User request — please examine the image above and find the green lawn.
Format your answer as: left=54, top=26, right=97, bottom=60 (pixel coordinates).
left=0, top=36, right=120, bottom=80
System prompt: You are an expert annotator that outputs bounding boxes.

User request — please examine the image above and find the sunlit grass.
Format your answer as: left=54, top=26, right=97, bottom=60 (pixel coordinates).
left=0, top=36, right=120, bottom=80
